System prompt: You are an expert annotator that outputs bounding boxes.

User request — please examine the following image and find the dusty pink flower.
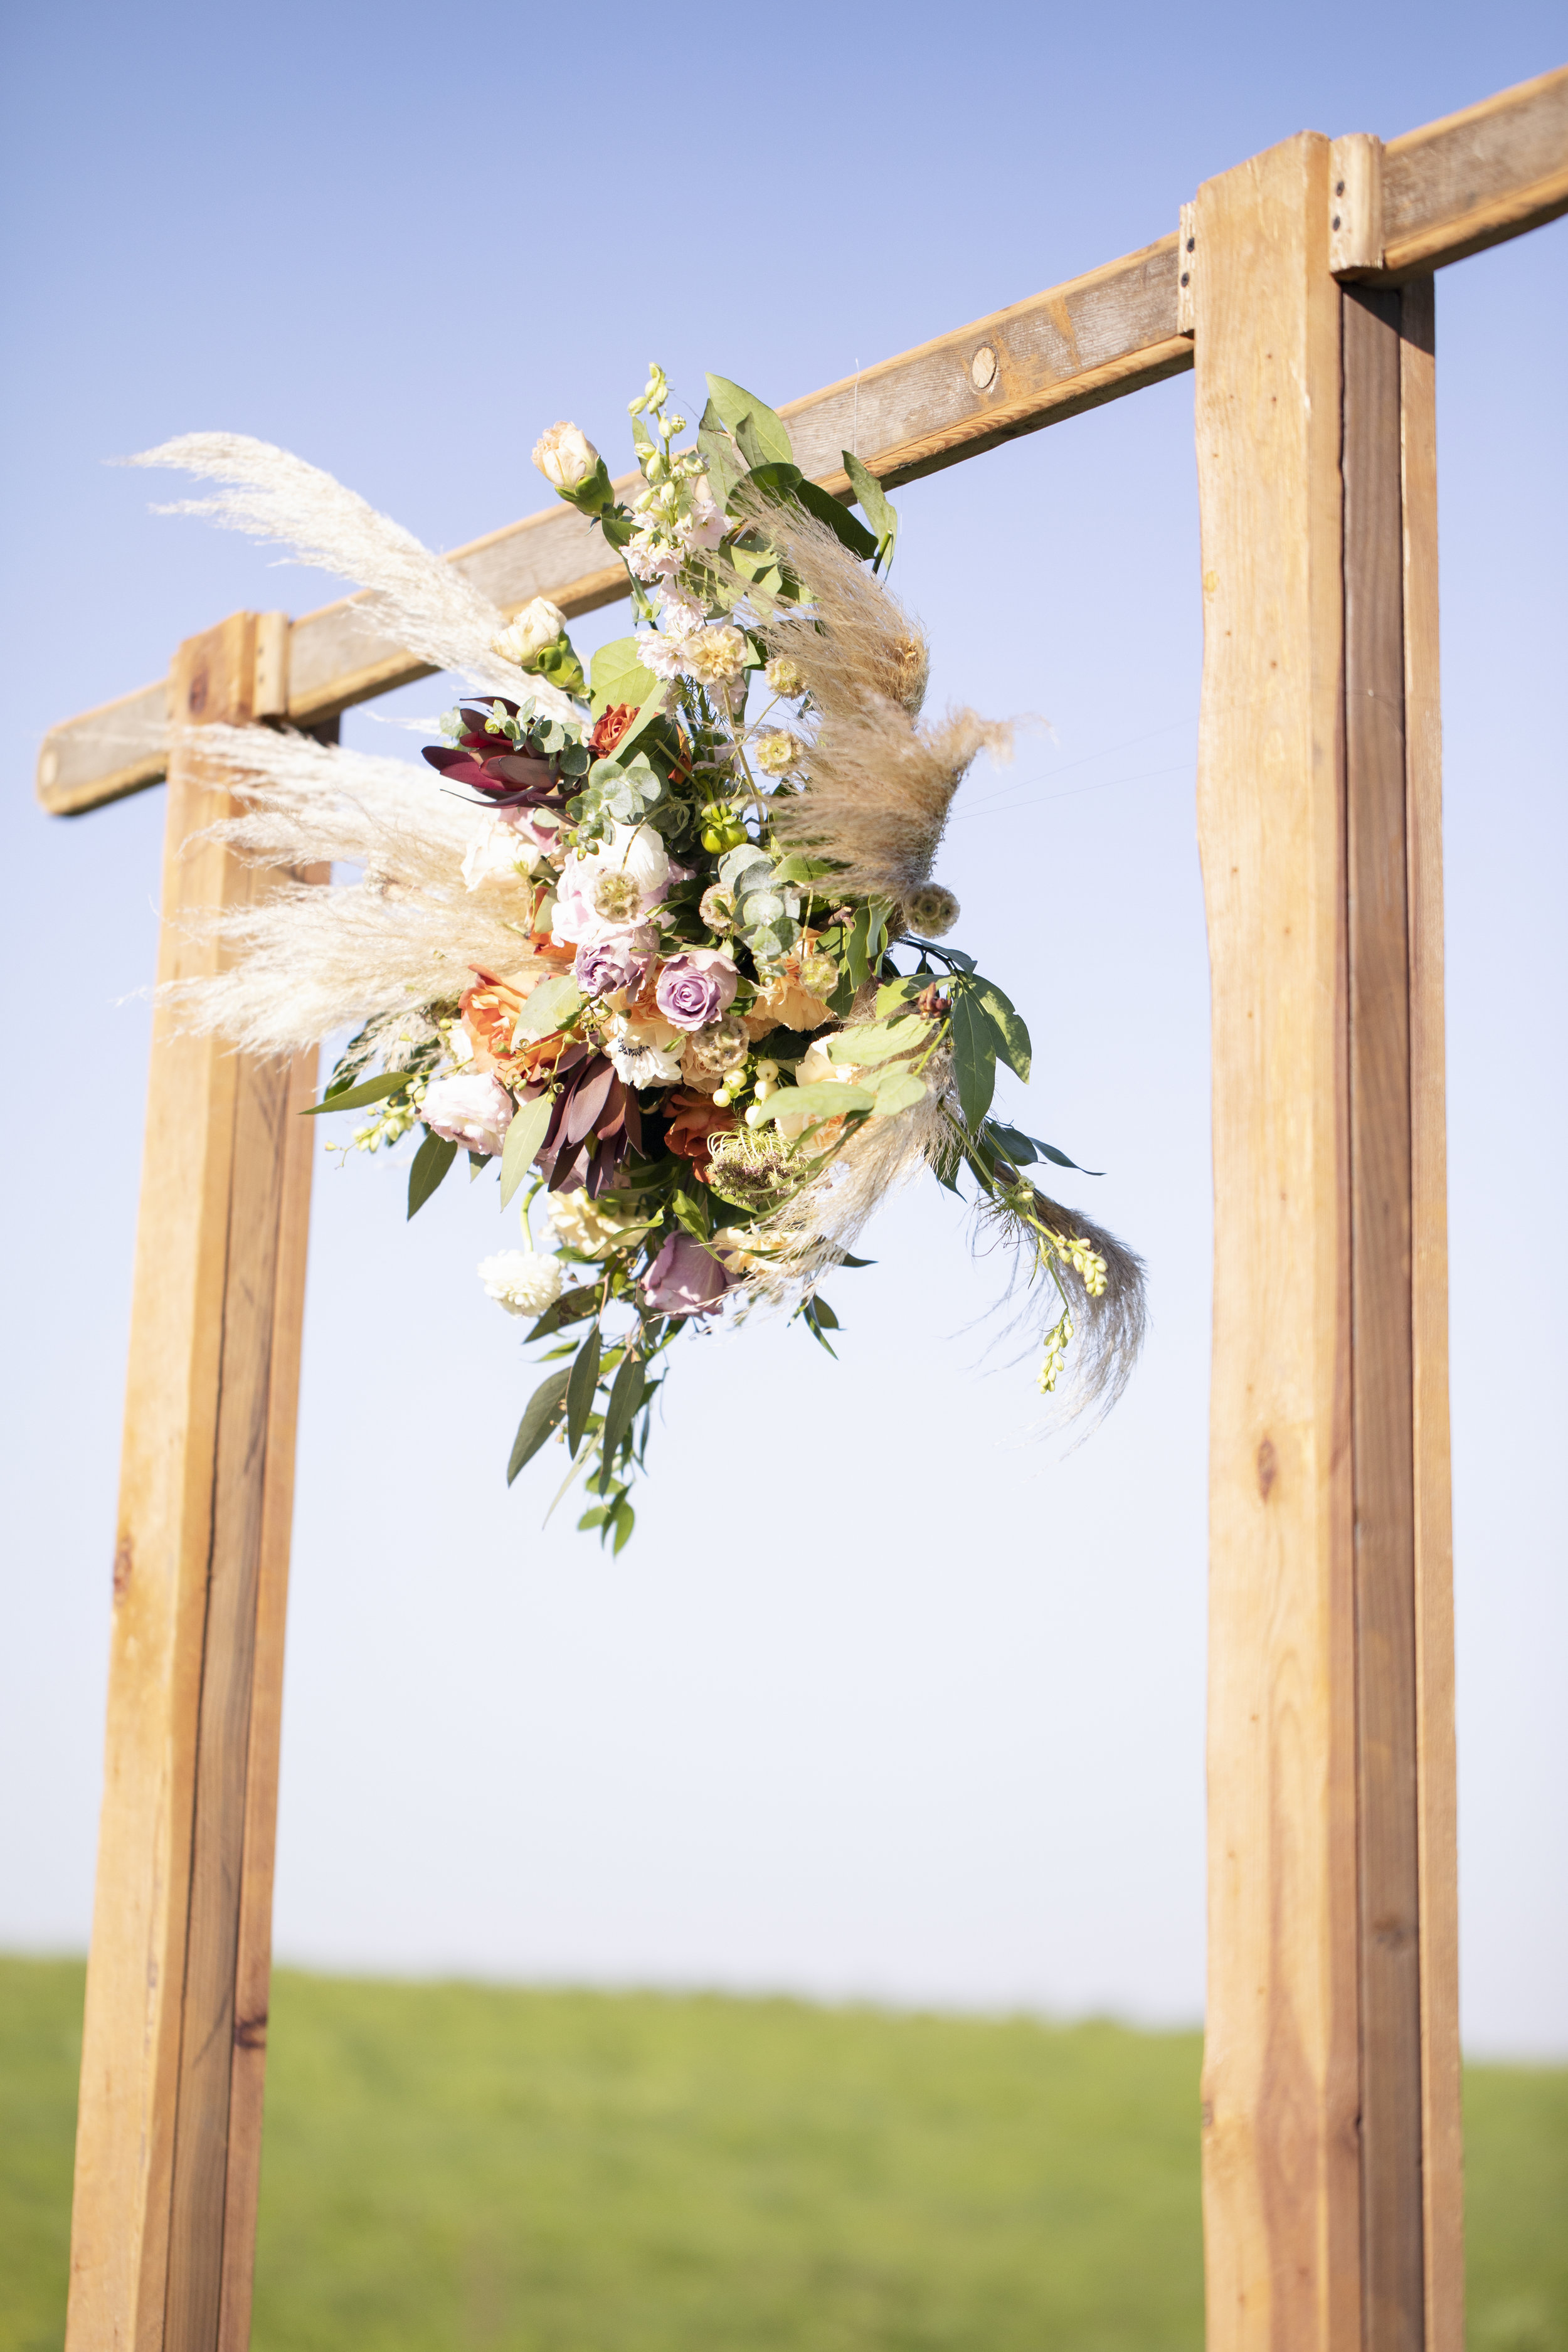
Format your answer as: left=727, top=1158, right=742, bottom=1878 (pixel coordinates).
left=654, top=949, right=739, bottom=1032
left=642, top=1231, right=733, bottom=1317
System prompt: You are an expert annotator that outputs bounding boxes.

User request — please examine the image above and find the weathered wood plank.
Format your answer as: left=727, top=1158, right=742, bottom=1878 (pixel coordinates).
left=1194, top=130, right=1362, bottom=2352
left=37, top=240, right=1190, bottom=808
left=65, top=620, right=318, bottom=2352
left=1381, top=63, right=1568, bottom=277
left=1398, top=276, right=1464, bottom=2352
left=1342, top=282, right=1424, bottom=2352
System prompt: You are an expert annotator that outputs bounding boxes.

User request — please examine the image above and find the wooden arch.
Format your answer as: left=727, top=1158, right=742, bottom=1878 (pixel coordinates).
left=40, top=66, right=1568, bottom=2352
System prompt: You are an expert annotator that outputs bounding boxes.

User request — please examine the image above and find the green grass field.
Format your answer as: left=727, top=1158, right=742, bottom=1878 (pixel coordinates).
left=2, top=1958, right=1563, bottom=2351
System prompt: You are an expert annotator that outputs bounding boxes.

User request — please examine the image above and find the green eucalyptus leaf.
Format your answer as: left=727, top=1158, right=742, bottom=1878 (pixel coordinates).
left=794, top=477, right=879, bottom=561
left=845, top=904, right=872, bottom=992
left=565, top=1325, right=602, bottom=1459
left=406, top=1130, right=458, bottom=1218
left=517, top=975, right=582, bottom=1041
left=499, top=1096, right=553, bottom=1209
left=524, top=1284, right=602, bottom=1343
left=600, top=1352, right=647, bottom=1466
left=949, top=993, right=997, bottom=1131
left=705, top=375, right=795, bottom=466
left=973, top=981, right=1032, bottom=1082
left=757, top=1081, right=875, bottom=1125
left=507, top=1365, right=573, bottom=1484
left=826, top=1017, right=925, bottom=1066
left=875, top=977, right=920, bottom=1016
left=590, top=637, right=659, bottom=718
left=841, top=450, right=900, bottom=572
left=611, top=1497, right=636, bottom=1554
left=869, top=1069, right=927, bottom=1116
left=302, top=1071, right=408, bottom=1116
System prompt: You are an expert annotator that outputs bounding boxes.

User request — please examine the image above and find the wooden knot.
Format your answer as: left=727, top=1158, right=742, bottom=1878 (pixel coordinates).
left=113, top=1535, right=134, bottom=1602
left=234, top=2012, right=268, bottom=2052
left=1256, top=1436, right=1279, bottom=1502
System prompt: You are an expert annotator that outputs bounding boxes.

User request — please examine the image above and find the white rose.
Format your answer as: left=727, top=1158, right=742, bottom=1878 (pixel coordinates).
left=493, top=596, right=568, bottom=669
left=461, top=813, right=543, bottom=893
left=532, top=421, right=600, bottom=491
left=421, top=1072, right=514, bottom=1157
left=477, top=1251, right=566, bottom=1316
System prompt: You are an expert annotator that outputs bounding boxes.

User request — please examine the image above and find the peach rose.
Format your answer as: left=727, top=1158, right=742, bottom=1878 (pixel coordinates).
left=743, top=967, right=834, bottom=1040
left=663, top=1088, right=738, bottom=1183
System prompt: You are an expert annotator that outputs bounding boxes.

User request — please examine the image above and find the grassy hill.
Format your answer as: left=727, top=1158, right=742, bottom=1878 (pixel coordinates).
left=2, top=1957, right=1563, bottom=2350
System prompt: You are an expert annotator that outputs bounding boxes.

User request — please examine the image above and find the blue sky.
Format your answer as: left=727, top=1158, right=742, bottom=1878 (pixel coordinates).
left=1, top=0, right=1564, bottom=2054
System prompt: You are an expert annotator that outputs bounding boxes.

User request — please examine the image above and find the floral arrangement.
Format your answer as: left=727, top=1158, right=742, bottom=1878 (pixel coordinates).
left=135, top=369, right=1144, bottom=1550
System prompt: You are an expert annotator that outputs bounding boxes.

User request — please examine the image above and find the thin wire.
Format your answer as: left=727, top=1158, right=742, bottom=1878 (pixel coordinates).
left=955, top=716, right=1194, bottom=811
left=948, top=758, right=1193, bottom=820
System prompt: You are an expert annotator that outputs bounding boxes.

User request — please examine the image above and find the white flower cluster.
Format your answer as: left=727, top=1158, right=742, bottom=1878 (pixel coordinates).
left=477, top=1251, right=565, bottom=1317
left=623, top=362, right=726, bottom=585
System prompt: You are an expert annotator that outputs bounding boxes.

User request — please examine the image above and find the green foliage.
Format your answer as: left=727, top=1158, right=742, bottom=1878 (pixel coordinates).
left=506, top=1365, right=571, bottom=1483
left=842, top=449, right=900, bottom=573
left=948, top=990, right=998, bottom=1131
left=564, top=1325, right=602, bottom=1458
left=756, top=1081, right=874, bottom=1125
left=302, top=1071, right=408, bottom=1116
left=704, top=374, right=795, bottom=467
left=406, top=1130, right=458, bottom=1219
left=499, top=1102, right=552, bottom=1210
left=3, top=1958, right=1564, bottom=2352
left=515, top=975, right=581, bottom=1042
left=590, top=638, right=659, bottom=719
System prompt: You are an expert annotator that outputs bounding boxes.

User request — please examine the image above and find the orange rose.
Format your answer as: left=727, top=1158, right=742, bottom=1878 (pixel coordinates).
left=461, top=961, right=574, bottom=1080
left=664, top=1088, right=738, bottom=1182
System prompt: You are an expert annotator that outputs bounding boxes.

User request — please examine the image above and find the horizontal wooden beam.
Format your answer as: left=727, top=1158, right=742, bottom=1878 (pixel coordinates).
left=36, top=60, right=1566, bottom=818
left=1334, top=63, right=1568, bottom=283
left=35, top=236, right=1190, bottom=815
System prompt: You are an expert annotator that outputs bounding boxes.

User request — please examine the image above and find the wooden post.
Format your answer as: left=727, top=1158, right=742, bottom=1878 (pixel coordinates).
left=1193, top=138, right=1461, bottom=2349
left=66, top=616, right=319, bottom=2352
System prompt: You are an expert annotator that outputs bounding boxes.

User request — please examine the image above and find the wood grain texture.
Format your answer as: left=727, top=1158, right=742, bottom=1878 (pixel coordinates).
left=1380, top=62, right=1568, bottom=277
left=1193, top=132, right=1362, bottom=2352
left=38, top=240, right=1189, bottom=809
left=1342, top=285, right=1423, bottom=2352
left=65, top=624, right=318, bottom=2352
left=1398, top=277, right=1464, bottom=2352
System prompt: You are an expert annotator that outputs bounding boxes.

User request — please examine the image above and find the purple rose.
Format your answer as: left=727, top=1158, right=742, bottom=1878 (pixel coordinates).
left=574, top=931, right=654, bottom=999
left=654, top=949, right=739, bottom=1033
left=642, top=1231, right=733, bottom=1318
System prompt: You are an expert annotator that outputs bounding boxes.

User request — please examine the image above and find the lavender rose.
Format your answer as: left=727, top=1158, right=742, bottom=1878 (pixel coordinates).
left=574, top=931, right=654, bottom=999
left=420, top=1071, right=514, bottom=1157
left=641, top=1231, right=733, bottom=1317
left=654, top=949, right=740, bottom=1033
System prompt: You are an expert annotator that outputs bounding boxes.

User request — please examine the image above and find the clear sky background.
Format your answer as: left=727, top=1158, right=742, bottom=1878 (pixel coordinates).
left=1, top=1, right=1562, bottom=2057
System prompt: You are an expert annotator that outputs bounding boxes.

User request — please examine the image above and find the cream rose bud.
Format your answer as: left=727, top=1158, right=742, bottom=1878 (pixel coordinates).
left=493, top=596, right=568, bottom=670
left=532, top=421, right=600, bottom=492
left=420, top=1071, right=515, bottom=1157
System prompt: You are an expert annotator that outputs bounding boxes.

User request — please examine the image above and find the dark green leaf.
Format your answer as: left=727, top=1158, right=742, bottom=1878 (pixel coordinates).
left=985, top=1123, right=1103, bottom=1176
left=801, top=1297, right=838, bottom=1357
left=507, top=1366, right=572, bottom=1484
left=600, top=1352, right=647, bottom=1467
left=524, top=1284, right=601, bottom=1343
left=973, top=980, right=1032, bottom=1082
left=845, top=903, right=872, bottom=992
left=406, top=1130, right=458, bottom=1217
left=302, top=1071, right=408, bottom=1116
left=949, top=992, right=997, bottom=1131
left=794, top=478, right=879, bottom=561
left=841, top=450, right=900, bottom=572
left=565, top=1325, right=602, bottom=1459
left=705, top=375, right=795, bottom=466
